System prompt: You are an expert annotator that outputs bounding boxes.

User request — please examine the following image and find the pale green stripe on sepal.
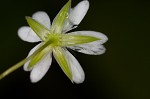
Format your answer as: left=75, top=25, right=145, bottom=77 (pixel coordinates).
left=29, top=46, right=52, bottom=68
left=53, top=47, right=72, bottom=81
left=25, top=17, right=50, bottom=41
left=61, top=34, right=100, bottom=46
left=50, top=0, right=71, bottom=33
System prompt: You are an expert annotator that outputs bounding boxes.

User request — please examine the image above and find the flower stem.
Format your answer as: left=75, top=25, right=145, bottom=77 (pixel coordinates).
left=0, top=43, right=46, bottom=80
left=0, top=58, right=28, bottom=80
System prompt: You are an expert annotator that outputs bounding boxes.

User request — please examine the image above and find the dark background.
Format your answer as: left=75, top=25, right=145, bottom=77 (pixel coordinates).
left=0, top=0, right=150, bottom=99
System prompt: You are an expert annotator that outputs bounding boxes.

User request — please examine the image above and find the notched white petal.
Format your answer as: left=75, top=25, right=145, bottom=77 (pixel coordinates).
left=65, top=49, right=85, bottom=84
left=30, top=52, right=52, bottom=83
left=63, top=0, right=89, bottom=33
left=18, top=26, right=41, bottom=43
left=24, top=43, right=42, bottom=71
left=32, top=11, right=51, bottom=29
left=69, top=0, right=89, bottom=25
left=68, top=31, right=108, bottom=55
left=69, top=44, right=106, bottom=55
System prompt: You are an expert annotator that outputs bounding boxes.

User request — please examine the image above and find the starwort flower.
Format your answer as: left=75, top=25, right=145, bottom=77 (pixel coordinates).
left=0, top=0, right=108, bottom=84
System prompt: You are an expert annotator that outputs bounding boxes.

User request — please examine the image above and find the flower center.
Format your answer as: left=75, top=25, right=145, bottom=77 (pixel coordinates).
left=46, top=33, right=62, bottom=47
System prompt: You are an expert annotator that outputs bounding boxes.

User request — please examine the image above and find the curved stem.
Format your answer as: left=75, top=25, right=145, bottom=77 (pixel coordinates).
left=0, top=58, right=28, bottom=80
left=0, top=43, right=46, bottom=80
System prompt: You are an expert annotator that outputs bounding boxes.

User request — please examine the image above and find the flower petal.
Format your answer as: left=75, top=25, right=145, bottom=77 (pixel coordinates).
left=65, top=50, right=85, bottom=84
left=24, top=43, right=42, bottom=71
left=18, top=26, right=41, bottom=43
left=70, top=0, right=89, bottom=25
left=30, top=52, right=52, bottom=83
left=63, top=0, right=89, bottom=32
left=69, top=44, right=106, bottom=55
left=68, top=31, right=108, bottom=55
left=32, top=11, right=51, bottom=30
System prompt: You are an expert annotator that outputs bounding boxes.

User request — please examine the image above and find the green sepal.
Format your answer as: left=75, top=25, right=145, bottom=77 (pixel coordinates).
left=50, top=0, right=71, bottom=33
left=61, top=34, right=100, bottom=46
left=28, top=45, right=52, bottom=68
left=53, top=47, right=72, bottom=81
left=25, top=17, right=50, bottom=41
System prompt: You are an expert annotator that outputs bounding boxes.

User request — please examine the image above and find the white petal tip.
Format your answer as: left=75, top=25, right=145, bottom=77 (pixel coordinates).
left=18, top=26, right=41, bottom=42
left=73, top=74, right=85, bottom=84
left=30, top=76, right=40, bottom=83
left=99, top=34, right=108, bottom=44
left=32, top=11, right=46, bottom=14
left=17, top=26, right=28, bottom=40
left=32, top=11, right=51, bottom=29
left=69, top=0, right=89, bottom=25
left=32, top=11, right=47, bottom=18
left=30, top=70, right=46, bottom=83
left=83, top=0, right=89, bottom=5
left=30, top=69, right=44, bottom=83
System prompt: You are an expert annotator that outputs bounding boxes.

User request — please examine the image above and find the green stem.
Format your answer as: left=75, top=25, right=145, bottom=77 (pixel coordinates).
left=0, top=57, right=28, bottom=80
left=0, top=43, right=46, bottom=80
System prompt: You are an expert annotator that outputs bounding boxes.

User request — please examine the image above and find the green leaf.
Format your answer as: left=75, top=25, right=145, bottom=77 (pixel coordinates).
left=26, top=17, right=50, bottom=41
left=61, top=34, right=100, bottom=46
left=50, top=0, right=71, bottom=33
left=53, top=47, right=72, bottom=81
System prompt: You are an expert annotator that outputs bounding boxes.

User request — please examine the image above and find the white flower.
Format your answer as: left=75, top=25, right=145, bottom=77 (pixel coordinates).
left=17, top=0, right=108, bottom=83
